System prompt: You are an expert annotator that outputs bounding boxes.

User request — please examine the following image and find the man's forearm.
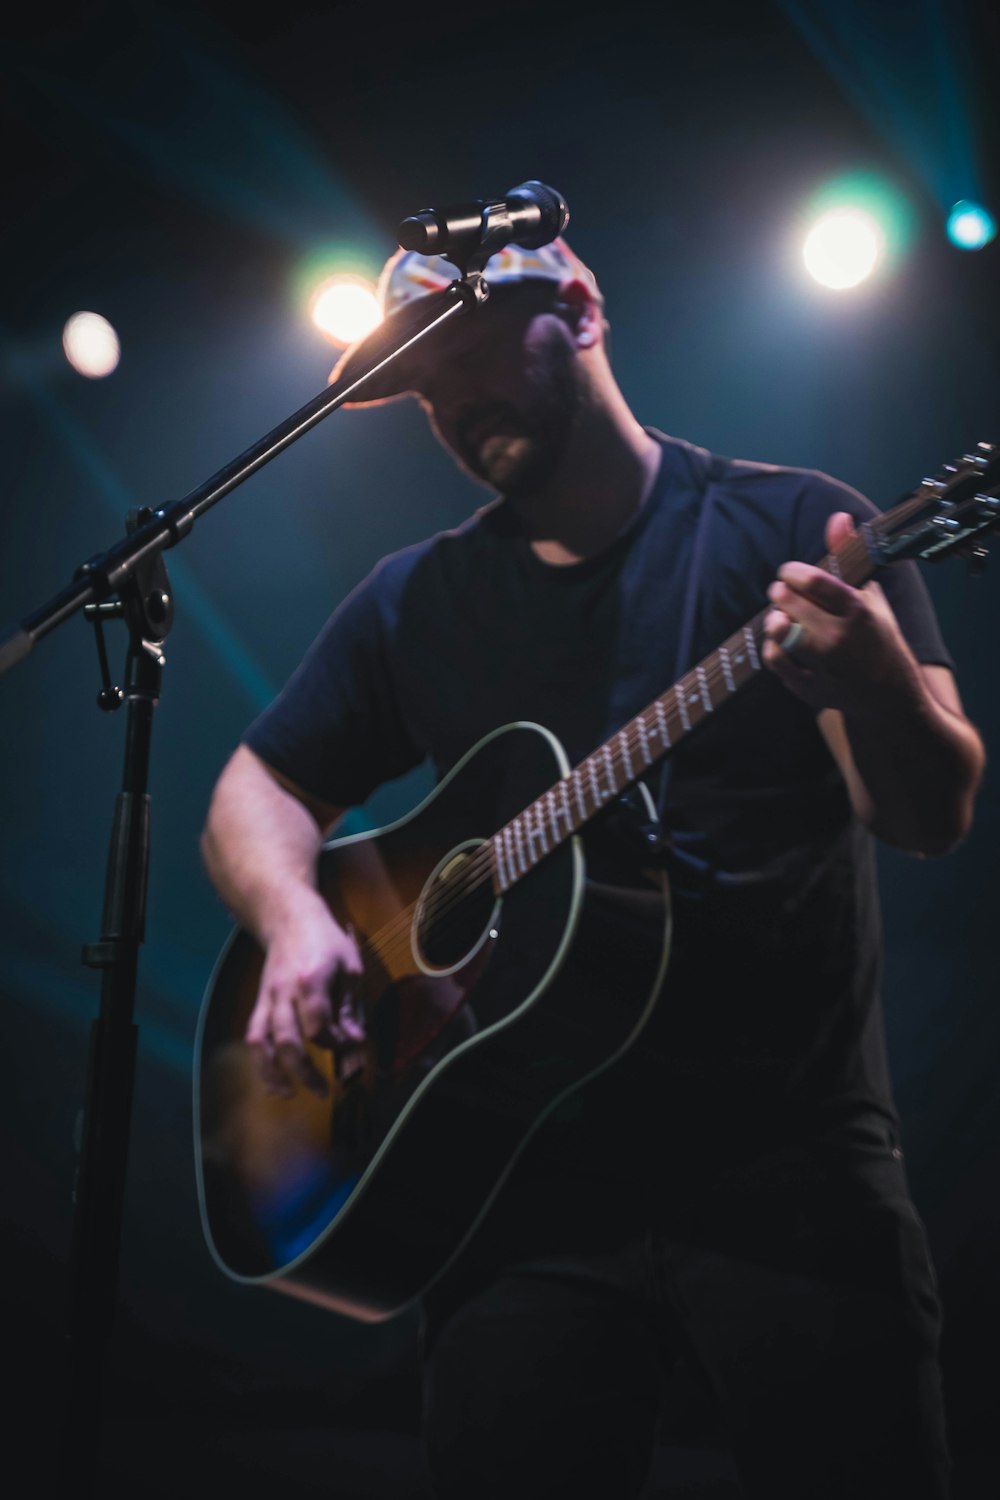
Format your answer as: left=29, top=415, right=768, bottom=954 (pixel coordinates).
left=201, top=745, right=331, bottom=943
left=831, top=669, right=985, bottom=856
left=764, top=516, right=986, bottom=858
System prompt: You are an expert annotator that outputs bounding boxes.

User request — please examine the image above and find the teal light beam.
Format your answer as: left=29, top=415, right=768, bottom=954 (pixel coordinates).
left=2, top=949, right=194, bottom=1079
left=12, top=8, right=384, bottom=260
left=2, top=347, right=278, bottom=712
left=778, top=0, right=985, bottom=212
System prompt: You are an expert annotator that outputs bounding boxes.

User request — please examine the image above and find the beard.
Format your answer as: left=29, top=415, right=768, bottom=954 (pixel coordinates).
left=450, top=342, right=583, bottom=499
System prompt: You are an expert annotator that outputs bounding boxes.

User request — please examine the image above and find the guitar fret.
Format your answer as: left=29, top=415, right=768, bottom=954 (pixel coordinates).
left=503, top=823, right=517, bottom=881
left=636, top=714, right=652, bottom=765
left=559, top=779, right=575, bottom=833
left=696, top=664, right=713, bottom=713
left=531, top=801, right=549, bottom=857
left=546, top=788, right=559, bottom=844
left=719, top=645, right=735, bottom=694
left=618, top=728, right=634, bottom=781
left=743, top=625, right=760, bottom=671
left=603, top=744, right=618, bottom=798
left=654, top=698, right=671, bottom=746
left=524, top=816, right=538, bottom=867
left=511, top=819, right=528, bottom=876
left=676, top=687, right=691, bottom=734
left=493, top=832, right=509, bottom=892
left=571, top=767, right=588, bottom=820
left=587, top=757, right=604, bottom=806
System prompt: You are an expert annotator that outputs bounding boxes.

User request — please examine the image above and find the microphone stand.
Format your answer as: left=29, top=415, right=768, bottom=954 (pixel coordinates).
left=0, top=262, right=490, bottom=1494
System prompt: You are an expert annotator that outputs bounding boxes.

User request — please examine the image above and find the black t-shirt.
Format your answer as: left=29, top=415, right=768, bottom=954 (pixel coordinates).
left=244, top=432, right=952, bottom=1219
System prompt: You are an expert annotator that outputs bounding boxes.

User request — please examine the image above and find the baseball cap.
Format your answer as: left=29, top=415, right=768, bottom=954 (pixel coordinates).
left=327, top=237, right=602, bottom=404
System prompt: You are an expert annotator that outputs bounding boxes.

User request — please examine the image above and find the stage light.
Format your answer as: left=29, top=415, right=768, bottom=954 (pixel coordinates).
left=62, top=311, right=120, bottom=378
left=802, top=209, right=884, bottom=290
left=310, top=276, right=381, bottom=346
left=946, top=200, right=996, bottom=250
left=796, top=173, right=912, bottom=295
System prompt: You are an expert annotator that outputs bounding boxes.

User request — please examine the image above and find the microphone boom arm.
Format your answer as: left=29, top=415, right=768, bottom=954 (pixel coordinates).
left=0, top=276, right=480, bottom=676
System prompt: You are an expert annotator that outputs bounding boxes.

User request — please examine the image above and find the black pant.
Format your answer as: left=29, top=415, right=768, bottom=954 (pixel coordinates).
left=420, top=1145, right=950, bottom=1499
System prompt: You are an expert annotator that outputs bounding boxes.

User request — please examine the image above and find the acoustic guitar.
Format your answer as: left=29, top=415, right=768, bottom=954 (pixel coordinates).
left=195, top=445, right=999, bottom=1320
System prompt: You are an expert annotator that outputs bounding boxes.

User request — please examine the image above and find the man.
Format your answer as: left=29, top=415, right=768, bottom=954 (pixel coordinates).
left=201, top=237, right=984, bottom=1498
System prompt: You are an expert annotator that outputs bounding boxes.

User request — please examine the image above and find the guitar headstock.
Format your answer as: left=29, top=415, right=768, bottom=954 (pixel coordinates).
left=869, top=442, right=1000, bottom=573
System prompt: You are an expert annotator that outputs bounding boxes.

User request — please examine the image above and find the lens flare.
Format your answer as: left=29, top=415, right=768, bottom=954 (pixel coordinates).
left=62, top=311, right=121, bottom=377
left=803, top=209, right=884, bottom=290
left=946, top=201, right=996, bottom=251
left=310, top=277, right=381, bottom=345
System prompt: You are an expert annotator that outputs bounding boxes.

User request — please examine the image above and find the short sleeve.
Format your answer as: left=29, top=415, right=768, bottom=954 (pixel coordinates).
left=790, top=469, right=954, bottom=671
left=242, top=563, right=425, bottom=808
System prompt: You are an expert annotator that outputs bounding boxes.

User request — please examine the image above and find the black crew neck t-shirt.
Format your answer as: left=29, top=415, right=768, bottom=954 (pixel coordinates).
left=243, top=432, right=952, bottom=1212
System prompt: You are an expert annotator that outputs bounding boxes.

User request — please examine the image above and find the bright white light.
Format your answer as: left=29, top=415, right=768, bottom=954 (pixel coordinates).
left=62, top=311, right=121, bottom=378
left=310, top=278, right=381, bottom=345
left=802, top=209, right=883, bottom=290
left=946, top=200, right=996, bottom=251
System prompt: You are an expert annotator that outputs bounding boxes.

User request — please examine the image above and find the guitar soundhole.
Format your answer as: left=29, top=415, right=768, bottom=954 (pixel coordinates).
left=414, top=840, right=502, bottom=975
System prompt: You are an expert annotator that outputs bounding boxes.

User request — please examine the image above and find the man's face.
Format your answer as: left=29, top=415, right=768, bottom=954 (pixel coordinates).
left=410, top=283, right=585, bottom=498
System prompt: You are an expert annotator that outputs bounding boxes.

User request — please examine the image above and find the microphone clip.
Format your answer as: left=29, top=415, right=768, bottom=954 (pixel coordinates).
left=456, top=198, right=531, bottom=279
left=428, top=202, right=515, bottom=311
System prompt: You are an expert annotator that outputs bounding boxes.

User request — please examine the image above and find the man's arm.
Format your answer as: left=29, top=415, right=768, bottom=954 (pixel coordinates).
left=763, top=511, right=986, bottom=856
left=201, top=744, right=362, bottom=1096
left=815, top=666, right=982, bottom=855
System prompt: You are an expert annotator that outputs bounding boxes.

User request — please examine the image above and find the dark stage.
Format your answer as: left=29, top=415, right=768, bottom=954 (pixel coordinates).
left=2, top=2, right=999, bottom=1494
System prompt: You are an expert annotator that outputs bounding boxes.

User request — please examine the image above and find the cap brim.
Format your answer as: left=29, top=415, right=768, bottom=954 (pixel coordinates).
left=327, top=290, right=454, bottom=406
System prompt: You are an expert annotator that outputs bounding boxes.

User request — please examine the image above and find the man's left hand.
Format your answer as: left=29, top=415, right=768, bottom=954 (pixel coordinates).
left=762, top=510, right=922, bottom=714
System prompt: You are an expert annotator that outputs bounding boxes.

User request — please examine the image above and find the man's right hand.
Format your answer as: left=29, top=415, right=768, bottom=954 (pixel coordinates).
left=245, top=890, right=365, bottom=1098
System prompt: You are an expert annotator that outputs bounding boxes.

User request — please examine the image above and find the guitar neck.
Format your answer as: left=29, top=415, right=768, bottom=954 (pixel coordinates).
left=489, top=488, right=934, bottom=896
left=488, top=609, right=761, bottom=893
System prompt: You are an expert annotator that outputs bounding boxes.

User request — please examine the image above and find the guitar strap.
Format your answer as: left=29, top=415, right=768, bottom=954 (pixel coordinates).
left=608, top=448, right=733, bottom=870
left=654, top=449, right=732, bottom=828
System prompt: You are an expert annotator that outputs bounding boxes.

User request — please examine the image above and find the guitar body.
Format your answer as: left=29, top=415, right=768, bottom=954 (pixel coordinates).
left=195, top=722, right=670, bottom=1320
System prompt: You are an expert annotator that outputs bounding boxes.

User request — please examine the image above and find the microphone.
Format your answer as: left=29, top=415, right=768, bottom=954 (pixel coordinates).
left=397, top=181, right=569, bottom=260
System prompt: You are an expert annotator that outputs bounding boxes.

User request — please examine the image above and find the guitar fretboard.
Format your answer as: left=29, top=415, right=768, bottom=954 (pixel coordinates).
left=491, top=616, right=774, bottom=892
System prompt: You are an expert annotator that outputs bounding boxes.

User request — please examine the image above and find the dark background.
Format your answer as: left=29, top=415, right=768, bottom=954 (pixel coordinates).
left=1, top=2, right=998, bottom=1494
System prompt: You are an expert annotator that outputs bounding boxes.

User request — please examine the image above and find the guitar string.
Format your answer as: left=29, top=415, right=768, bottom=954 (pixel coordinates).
left=357, top=513, right=940, bottom=969
left=359, top=532, right=881, bottom=968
